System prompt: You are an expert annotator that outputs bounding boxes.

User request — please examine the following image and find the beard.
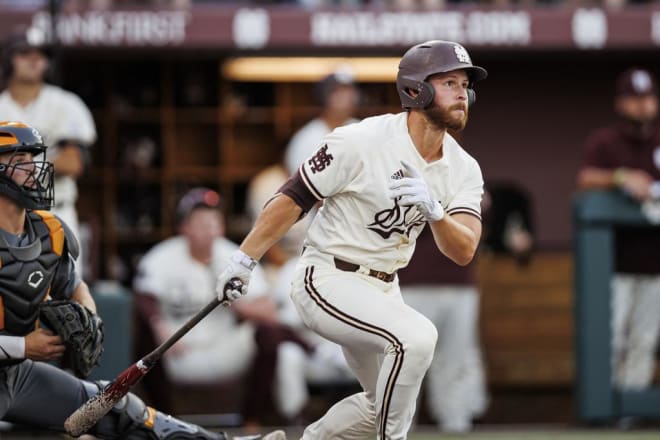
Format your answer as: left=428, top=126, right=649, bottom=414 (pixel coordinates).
left=423, top=102, right=468, bottom=132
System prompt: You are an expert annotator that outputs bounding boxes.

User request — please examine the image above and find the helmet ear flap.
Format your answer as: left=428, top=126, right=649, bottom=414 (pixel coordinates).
left=397, top=77, right=435, bottom=109
left=467, top=88, right=476, bottom=107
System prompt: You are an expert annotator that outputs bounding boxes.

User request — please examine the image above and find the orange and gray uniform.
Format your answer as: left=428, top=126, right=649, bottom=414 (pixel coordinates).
left=0, top=213, right=222, bottom=439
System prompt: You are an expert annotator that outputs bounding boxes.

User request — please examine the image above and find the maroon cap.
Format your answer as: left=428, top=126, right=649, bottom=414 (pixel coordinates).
left=176, top=187, right=222, bottom=223
left=615, top=68, right=658, bottom=97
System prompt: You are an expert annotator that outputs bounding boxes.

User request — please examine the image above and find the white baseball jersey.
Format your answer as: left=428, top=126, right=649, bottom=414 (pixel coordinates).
left=298, top=112, right=483, bottom=274
left=284, top=117, right=358, bottom=175
left=0, top=84, right=97, bottom=207
left=134, top=236, right=269, bottom=350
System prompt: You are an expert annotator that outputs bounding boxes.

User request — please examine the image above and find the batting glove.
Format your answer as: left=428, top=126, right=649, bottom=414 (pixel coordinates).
left=216, top=250, right=257, bottom=304
left=388, top=160, right=445, bottom=222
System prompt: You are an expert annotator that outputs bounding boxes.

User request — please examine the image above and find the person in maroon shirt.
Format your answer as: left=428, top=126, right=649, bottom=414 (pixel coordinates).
left=578, top=67, right=660, bottom=390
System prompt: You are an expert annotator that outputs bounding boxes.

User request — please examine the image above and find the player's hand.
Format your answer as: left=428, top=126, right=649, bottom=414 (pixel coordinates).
left=215, top=250, right=257, bottom=304
left=24, top=328, right=66, bottom=361
left=388, top=160, right=445, bottom=222
left=618, top=168, right=654, bottom=201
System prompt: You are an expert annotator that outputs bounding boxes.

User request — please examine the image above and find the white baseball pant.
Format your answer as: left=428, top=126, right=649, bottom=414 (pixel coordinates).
left=611, top=274, right=660, bottom=389
left=290, top=246, right=437, bottom=440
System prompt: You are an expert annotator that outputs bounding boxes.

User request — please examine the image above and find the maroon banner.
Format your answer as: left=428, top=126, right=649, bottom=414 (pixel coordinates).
left=0, top=5, right=657, bottom=51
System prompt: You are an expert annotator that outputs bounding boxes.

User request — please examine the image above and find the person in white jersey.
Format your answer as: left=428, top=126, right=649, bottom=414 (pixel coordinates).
left=216, top=40, right=487, bottom=440
left=284, top=64, right=360, bottom=175
left=0, top=29, right=96, bottom=276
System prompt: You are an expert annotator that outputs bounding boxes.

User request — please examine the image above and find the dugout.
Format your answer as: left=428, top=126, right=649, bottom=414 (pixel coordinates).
left=0, top=1, right=659, bottom=424
left=574, top=190, right=660, bottom=422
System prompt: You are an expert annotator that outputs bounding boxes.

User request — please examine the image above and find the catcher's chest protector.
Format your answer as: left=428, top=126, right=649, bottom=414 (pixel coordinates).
left=0, top=211, right=64, bottom=337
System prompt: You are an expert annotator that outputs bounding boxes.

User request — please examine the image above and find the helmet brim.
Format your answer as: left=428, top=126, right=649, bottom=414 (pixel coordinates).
left=464, top=65, right=488, bottom=83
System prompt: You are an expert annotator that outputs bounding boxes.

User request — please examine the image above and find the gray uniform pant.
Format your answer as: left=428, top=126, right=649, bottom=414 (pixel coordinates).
left=0, top=359, right=91, bottom=431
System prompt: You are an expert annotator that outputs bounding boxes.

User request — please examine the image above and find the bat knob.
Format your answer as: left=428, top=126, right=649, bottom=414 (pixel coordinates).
left=224, top=277, right=244, bottom=294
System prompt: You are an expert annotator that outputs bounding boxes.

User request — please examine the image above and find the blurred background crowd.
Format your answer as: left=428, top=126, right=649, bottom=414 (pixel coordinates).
left=0, top=0, right=659, bottom=435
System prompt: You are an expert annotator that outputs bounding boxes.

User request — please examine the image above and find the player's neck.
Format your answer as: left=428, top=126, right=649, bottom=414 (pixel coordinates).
left=407, top=112, right=445, bottom=163
left=0, top=197, right=26, bottom=235
left=322, top=112, right=351, bottom=131
left=187, top=243, right=213, bottom=265
left=8, top=80, right=43, bottom=107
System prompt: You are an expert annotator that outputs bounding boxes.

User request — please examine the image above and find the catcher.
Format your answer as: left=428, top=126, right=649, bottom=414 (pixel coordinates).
left=0, top=121, right=224, bottom=439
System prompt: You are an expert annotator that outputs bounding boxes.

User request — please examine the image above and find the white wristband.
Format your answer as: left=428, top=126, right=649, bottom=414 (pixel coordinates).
left=231, top=250, right=257, bottom=270
left=650, top=181, right=660, bottom=200
left=0, top=335, right=25, bottom=359
left=428, top=201, right=445, bottom=222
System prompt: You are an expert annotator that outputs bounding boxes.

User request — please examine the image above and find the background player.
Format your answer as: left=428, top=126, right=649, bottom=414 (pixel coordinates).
left=0, top=29, right=96, bottom=277
left=578, top=67, right=660, bottom=390
left=215, top=39, right=487, bottom=440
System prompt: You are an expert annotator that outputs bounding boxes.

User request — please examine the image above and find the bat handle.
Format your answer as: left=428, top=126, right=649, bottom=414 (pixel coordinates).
left=221, top=277, right=244, bottom=305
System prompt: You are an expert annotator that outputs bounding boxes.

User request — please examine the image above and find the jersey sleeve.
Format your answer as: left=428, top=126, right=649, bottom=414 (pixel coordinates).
left=582, top=130, right=615, bottom=170
left=61, top=92, right=98, bottom=146
left=297, top=127, right=363, bottom=200
left=445, top=157, right=484, bottom=220
left=133, top=250, right=168, bottom=298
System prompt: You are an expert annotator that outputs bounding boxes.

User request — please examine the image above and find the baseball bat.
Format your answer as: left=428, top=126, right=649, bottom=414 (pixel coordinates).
left=64, top=279, right=242, bottom=437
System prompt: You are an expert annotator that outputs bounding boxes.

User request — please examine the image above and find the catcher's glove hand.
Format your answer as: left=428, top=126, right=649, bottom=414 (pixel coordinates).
left=39, top=300, right=104, bottom=378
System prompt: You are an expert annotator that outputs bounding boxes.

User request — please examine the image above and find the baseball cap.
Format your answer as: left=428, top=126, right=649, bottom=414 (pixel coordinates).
left=615, top=68, right=658, bottom=97
left=316, top=64, right=357, bottom=104
left=4, top=27, right=51, bottom=56
left=176, top=187, right=222, bottom=223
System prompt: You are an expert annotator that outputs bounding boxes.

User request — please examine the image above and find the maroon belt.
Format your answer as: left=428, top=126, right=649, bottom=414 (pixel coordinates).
left=333, top=257, right=396, bottom=283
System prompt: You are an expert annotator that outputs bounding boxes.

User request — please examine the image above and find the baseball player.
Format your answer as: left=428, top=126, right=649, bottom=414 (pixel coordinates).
left=216, top=40, right=487, bottom=440
left=0, top=122, right=222, bottom=439
left=284, top=65, right=360, bottom=175
left=0, top=29, right=96, bottom=276
left=578, top=67, right=660, bottom=389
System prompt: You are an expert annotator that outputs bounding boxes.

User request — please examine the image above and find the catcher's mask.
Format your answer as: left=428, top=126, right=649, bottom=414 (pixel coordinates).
left=0, top=121, right=54, bottom=210
left=397, top=40, right=487, bottom=110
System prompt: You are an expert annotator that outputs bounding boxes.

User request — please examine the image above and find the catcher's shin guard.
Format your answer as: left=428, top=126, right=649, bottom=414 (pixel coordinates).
left=88, top=382, right=225, bottom=440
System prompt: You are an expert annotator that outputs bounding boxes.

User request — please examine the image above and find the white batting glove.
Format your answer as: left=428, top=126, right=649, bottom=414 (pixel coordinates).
left=388, top=160, right=445, bottom=222
left=215, top=250, right=257, bottom=304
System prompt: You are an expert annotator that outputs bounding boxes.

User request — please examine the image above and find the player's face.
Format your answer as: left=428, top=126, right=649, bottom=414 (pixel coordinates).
left=0, top=151, right=38, bottom=188
left=615, top=94, right=659, bottom=123
left=181, top=208, right=224, bottom=250
left=11, top=48, right=49, bottom=84
left=326, top=84, right=359, bottom=119
left=424, top=71, right=470, bottom=132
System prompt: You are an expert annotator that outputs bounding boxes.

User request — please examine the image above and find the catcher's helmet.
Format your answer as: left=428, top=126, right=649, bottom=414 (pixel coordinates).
left=0, top=121, right=54, bottom=210
left=397, top=40, right=487, bottom=109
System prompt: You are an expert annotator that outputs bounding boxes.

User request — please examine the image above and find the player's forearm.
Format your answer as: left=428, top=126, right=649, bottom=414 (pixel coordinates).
left=71, top=281, right=96, bottom=314
left=429, top=214, right=481, bottom=266
left=577, top=167, right=620, bottom=190
left=52, top=144, right=84, bottom=177
left=240, top=194, right=303, bottom=261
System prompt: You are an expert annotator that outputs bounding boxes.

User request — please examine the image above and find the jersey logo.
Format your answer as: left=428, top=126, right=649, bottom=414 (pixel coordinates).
left=308, top=145, right=334, bottom=174
left=391, top=168, right=404, bottom=180
left=27, top=270, right=45, bottom=288
left=367, top=198, right=426, bottom=239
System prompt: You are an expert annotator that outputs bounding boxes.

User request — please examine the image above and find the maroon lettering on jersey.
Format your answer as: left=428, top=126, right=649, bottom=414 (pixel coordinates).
left=308, top=145, right=334, bottom=174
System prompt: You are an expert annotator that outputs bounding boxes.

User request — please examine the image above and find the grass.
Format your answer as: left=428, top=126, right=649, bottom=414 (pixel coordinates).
left=241, top=426, right=660, bottom=440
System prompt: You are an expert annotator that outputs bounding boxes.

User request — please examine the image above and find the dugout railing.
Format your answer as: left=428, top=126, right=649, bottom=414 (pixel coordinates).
left=574, top=190, right=660, bottom=422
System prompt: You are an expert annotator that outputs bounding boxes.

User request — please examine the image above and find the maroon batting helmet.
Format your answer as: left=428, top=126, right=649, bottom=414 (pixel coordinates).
left=397, top=40, right=487, bottom=109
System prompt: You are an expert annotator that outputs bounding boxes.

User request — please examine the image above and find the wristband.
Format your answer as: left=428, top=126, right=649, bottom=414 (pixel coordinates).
left=613, top=168, right=626, bottom=187
left=231, top=250, right=257, bottom=270
left=0, top=335, right=25, bottom=359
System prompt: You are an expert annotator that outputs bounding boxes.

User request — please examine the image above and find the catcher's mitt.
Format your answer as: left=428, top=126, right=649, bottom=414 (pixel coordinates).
left=40, top=300, right=104, bottom=378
